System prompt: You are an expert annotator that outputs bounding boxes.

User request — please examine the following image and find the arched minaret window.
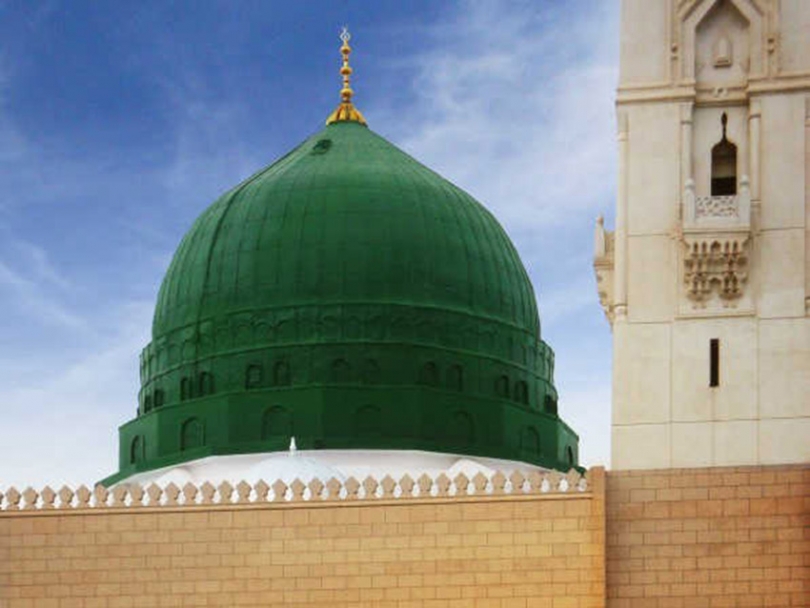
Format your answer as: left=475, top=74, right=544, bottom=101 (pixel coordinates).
left=711, top=113, right=737, bottom=196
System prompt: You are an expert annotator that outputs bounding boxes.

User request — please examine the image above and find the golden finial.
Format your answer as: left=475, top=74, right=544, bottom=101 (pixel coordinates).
left=326, top=26, right=368, bottom=126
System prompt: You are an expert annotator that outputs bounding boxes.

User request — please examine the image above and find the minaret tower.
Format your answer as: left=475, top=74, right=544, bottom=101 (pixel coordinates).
left=595, top=0, right=810, bottom=469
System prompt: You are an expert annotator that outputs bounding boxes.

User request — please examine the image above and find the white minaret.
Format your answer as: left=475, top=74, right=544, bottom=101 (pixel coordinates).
left=595, top=0, right=810, bottom=469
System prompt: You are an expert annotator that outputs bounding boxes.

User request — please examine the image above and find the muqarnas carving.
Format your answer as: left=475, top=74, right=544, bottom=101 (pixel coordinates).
left=683, top=235, right=749, bottom=306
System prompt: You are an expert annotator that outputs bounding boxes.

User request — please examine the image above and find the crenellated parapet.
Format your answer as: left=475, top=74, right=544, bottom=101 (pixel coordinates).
left=0, top=468, right=591, bottom=512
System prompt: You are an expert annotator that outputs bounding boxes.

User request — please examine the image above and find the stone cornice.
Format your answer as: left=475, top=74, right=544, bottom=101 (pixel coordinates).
left=617, top=74, right=810, bottom=105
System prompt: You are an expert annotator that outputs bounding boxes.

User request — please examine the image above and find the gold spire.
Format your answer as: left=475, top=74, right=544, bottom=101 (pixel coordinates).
left=326, top=27, right=368, bottom=126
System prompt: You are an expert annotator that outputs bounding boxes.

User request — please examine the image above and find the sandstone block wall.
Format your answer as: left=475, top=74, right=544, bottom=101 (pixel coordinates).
left=606, top=464, right=809, bottom=608
left=0, top=469, right=605, bottom=608
left=4, top=464, right=807, bottom=608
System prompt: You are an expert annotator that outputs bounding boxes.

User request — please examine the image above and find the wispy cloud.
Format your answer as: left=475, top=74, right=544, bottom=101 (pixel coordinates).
left=0, top=300, right=152, bottom=488
left=7, top=237, right=73, bottom=291
left=369, top=0, right=619, bottom=467
left=372, top=0, right=619, bottom=232
left=0, top=257, right=85, bottom=331
left=538, top=275, right=601, bottom=326
left=160, top=97, right=263, bottom=211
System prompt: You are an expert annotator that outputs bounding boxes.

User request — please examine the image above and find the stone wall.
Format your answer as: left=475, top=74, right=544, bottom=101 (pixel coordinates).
left=0, top=468, right=605, bottom=608
left=606, top=464, right=809, bottom=608
left=4, top=464, right=807, bottom=607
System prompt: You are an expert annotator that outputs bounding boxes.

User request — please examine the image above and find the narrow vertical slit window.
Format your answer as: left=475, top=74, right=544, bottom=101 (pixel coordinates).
left=709, top=339, right=720, bottom=387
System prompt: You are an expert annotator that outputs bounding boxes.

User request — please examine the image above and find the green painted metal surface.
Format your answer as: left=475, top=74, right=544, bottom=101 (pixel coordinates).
left=104, top=121, right=579, bottom=485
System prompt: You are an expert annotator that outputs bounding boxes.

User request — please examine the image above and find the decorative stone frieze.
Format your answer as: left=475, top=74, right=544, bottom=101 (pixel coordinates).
left=682, top=233, right=750, bottom=305
left=695, top=194, right=737, bottom=218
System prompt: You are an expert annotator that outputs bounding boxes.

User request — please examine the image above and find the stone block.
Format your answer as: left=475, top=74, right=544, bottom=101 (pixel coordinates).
left=619, top=0, right=669, bottom=86
left=613, top=322, right=671, bottom=425
left=627, top=235, right=677, bottom=323
left=671, top=317, right=757, bottom=422
left=757, top=229, right=806, bottom=319
left=759, top=95, right=806, bottom=230
left=714, top=420, right=757, bottom=466
left=758, top=318, right=810, bottom=419
left=612, top=424, right=670, bottom=470
left=759, top=418, right=810, bottom=464
left=671, top=422, right=712, bottom=467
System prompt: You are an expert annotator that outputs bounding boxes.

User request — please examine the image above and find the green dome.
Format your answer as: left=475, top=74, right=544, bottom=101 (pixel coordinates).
left=106, top=121, right=579, bottom=484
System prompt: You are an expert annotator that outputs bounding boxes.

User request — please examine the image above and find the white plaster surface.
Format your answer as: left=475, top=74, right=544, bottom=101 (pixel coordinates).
left=116, top=449, right=546, bottom=488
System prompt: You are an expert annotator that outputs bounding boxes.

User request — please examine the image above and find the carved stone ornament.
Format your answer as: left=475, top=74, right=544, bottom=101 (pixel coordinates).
left=683, top=234, right=749, bottom=306
left=681, top=174, right=751, bottom=308
left=683, top=176, right=751, bottom=229
left=713, top=34, right=733, bottom=67
left=593, top=216, right=615, bottom=324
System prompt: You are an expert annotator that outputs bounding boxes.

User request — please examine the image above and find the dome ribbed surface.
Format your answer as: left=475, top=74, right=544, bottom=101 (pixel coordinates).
left=105, top=121, right=579, bottom=485
left=153, top=122, right=538, bottom=338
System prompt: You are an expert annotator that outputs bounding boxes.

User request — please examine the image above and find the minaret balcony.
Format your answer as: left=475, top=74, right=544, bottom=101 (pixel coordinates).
left=679, top=176, right=752, bottom=309
left=682, top=176, right=750, bottom=232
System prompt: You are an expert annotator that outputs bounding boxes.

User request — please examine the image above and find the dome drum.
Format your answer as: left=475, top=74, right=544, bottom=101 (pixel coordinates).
left=105, top=384, right=579, bottom=486
left=136, top=336, right=557, bottom=413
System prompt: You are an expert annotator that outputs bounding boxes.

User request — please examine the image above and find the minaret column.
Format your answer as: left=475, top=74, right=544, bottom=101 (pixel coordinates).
left=805, top=96, right=810, bottom=314
left=614, top=110, right=629, bottom=320
left=680, top=102, right=693, bottom=198
left=749, top=100, right=762, bottom=206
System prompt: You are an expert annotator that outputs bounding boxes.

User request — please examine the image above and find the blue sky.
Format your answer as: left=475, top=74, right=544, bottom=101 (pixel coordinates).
left=0, top=1, right=619, bottom=488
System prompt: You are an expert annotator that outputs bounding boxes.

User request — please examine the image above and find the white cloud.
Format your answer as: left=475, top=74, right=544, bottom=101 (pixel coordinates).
left=0, top=300, right=152, bottom=488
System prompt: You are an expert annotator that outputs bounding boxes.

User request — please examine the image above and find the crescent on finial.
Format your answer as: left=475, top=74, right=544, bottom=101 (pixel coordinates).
left=340, top=26, right=351, bottom=43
